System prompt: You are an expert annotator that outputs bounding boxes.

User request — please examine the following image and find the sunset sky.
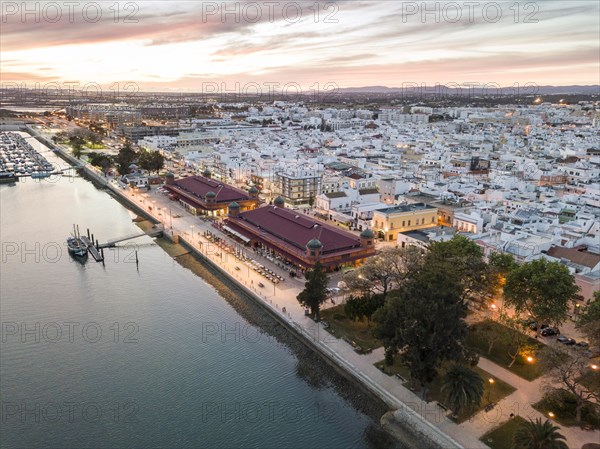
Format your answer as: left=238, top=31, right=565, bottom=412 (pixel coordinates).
left=2, top=1, right=598, bottom=91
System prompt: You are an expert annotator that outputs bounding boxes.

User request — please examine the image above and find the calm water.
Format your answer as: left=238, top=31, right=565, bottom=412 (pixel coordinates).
left=0, top=137, right=391, bottom=449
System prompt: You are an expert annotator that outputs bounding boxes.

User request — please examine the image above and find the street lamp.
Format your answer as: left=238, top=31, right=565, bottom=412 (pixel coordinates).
left=487, top=378, right=495, bottom=403
left=591, top=364, right=598, bottom=370
left=527, top=356, right=534, bottom=363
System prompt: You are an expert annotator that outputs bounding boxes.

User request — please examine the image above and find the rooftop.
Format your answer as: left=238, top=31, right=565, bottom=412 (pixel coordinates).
left=170, top=176, right=251, bottom=203
left=546, top=245, right=600, bottom=269
left=231, top=206, right=361, bottom=254
left=374, top=202, right=436, bottom=215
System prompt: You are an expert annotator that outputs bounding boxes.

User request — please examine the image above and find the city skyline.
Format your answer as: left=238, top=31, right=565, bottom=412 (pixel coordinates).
left=2, top=1, right=599, bottom=90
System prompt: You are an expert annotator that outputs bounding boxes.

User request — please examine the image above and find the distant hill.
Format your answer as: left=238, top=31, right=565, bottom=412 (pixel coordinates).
left=338, top=85, right=600, bottom=95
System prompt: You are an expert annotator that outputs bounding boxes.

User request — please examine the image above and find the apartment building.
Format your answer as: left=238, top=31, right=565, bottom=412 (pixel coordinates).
left=372, top=203, right=438, bottom=241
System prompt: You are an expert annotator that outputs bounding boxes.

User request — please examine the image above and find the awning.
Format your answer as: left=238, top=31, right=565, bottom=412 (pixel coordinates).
left=222, top=225, right=251, bottom=244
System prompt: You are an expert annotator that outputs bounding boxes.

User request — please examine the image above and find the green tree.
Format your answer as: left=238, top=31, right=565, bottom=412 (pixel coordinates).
left=138, top=149, right=165, bottom=174
left=373, top=265, right=468, bottom=399
left=149, top=151, right=165, bottom=174
left=88, top=152, right=112, bottom=173
left=488, top=251, right=518, bottom=294
left=343, top=246, right=422, bottom=298
left=441, top=364, right=484, bottom=417
left=114, top=143, right=138, bottom=175
left=71, top=142, right=83, bottom=159
left=297, top=261, right=329, bottom=321
left=426, top=235, right=489, bottom=299
left=576, top=291, right=600, bottom=348
left=500, top=314, right=536, bottom=368
left=504, top=259, right=579, bottom=331
left=138, top=149, right=153, bottom=172
left=344, top=294, right=385, bottom=324
left=512, top=418, right=568, bottom=449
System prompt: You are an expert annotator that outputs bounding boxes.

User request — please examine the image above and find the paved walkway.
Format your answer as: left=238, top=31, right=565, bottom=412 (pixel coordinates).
left=469, top=356, right=599, bottom=449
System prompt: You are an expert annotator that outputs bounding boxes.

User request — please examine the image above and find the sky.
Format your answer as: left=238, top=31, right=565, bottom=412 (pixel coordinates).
left=1, top=1, right=599, bottom=92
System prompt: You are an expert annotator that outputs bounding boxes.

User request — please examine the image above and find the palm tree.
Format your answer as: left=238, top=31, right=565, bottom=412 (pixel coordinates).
left=441, top=364, right=484, bottom=417
left=512, top=418, right=568, bottom=449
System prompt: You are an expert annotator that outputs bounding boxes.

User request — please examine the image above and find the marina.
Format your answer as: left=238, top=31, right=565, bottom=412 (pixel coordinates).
left=0, top=132, right=55, bottom=179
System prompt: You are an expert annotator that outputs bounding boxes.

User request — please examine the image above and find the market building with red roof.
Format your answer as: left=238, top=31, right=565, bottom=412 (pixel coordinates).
left=224, top=198, right=376, bottom=271
left=164, top=173, right=260, bottom=216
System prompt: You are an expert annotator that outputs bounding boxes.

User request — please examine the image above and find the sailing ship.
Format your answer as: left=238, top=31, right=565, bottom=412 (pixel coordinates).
left=67, top=224, right=88, bottom=257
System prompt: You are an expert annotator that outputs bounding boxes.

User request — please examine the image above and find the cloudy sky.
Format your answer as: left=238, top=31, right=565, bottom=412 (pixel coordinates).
left=1, top=1, right=598, bottom=91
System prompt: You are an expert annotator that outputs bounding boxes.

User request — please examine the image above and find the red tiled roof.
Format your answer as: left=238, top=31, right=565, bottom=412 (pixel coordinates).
left=547, top=245, right=600, bottom=269
left=172, top=176, right=251, bottom=203
left=232, top=206, right=360, bottom=253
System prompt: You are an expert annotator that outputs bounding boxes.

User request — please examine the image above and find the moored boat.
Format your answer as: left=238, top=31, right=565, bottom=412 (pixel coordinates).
left=67, top=224, right=88, bottom=257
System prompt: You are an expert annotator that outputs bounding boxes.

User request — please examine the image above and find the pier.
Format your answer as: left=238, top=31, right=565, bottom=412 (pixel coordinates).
left=98, top=226, right=164, bottom=248
left=80, top=236, right=104, bottom=262
left=77, top=224, right=164, bottom=262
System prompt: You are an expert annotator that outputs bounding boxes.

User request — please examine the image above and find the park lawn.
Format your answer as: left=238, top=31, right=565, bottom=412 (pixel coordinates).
left=320, top=304, right=382, bottom=352
left=480, top=416, right=528, bottom=449
left=374, top=359, right=516, bottom=423
left=467, top=320, right=546, bottom=381
left=533, top=393, right=600, bottom=430
left=86, top=142, right=105, bottom=149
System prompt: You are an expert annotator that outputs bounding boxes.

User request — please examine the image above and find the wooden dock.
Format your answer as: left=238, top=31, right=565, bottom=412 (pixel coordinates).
left=74, top=224, right=163, bottom=263
left=80, top=236, right=104, bottom=262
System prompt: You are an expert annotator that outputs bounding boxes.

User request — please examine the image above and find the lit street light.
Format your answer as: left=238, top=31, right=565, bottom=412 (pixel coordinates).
left=487, top=378, right=495, bottom=403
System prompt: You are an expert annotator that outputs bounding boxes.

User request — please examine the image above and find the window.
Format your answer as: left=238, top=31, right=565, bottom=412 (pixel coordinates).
left=402, top=221, right=405, bottom=227
left=431, top=217, right=435, bottom=223
left=408, top=220, right=411, bottom=226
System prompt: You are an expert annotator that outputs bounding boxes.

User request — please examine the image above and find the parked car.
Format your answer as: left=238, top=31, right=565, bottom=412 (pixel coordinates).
left=541, top=327, right=559, bottom=337
left=530, top=322, right=549, bottom=331
left=557, top=336, right=576, bottom=345
left=575, top=341, right=590, bottom=349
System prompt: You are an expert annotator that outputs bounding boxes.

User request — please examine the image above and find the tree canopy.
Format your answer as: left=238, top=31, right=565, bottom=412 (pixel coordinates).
left=373, top=264, right=468, bottom=399
left=576, top=291, right=600, bottom=348
left=114, top=143, right=138, bottom=175
left=138, top=149, right=165, bottom=174
left=512, top=418, right=568, bottom=449
left=425, top=235, right=490, bottom=299
left=504, top=258, right=579, bottom=328
left=441, top=364, right=484, bottom=417
left=296, top=262, right=329, bottom=321
left=343, top=246, right=422, bottom=298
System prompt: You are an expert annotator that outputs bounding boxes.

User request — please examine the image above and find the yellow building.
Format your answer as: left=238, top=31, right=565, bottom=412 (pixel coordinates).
left=372, top=203, right=438, bottom=241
